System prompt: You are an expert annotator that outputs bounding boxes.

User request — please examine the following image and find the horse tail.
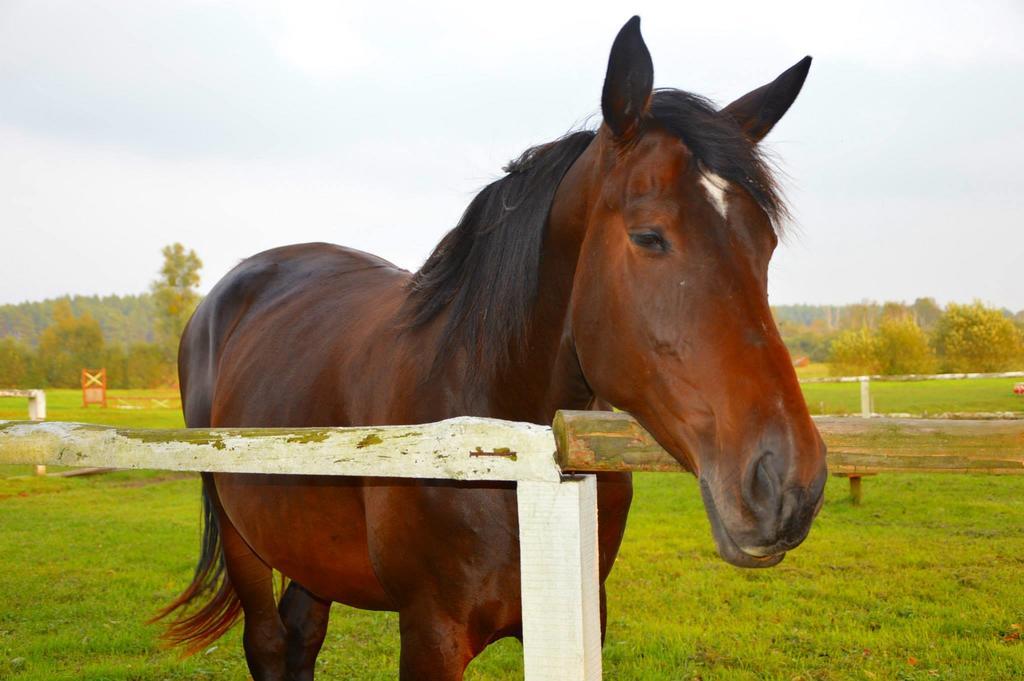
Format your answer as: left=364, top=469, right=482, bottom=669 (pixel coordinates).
left=150, top=473, right=242, bottom=655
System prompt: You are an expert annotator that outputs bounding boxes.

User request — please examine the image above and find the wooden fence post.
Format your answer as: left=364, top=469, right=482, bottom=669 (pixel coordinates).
left=859, top=377, right=871, bottom=418
left=848, top=475, right=863, bottom=505
left=518, top=474, right=602, bottom=681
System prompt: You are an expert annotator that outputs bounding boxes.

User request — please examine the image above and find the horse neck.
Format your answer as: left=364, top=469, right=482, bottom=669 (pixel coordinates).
left=487, top=142, right=602, bottom=423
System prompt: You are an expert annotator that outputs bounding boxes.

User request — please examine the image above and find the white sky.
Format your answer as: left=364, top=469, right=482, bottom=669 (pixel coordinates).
left=1, top=0, right=1022, bottom=309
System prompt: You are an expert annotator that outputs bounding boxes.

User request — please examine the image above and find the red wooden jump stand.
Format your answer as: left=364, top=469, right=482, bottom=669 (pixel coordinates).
left=81, top=368, right=107, bottom=408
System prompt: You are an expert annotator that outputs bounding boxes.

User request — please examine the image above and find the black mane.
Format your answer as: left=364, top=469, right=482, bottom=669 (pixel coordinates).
left=405, top=89, right=786, bottom=376
left=404, top=130, right=595, bottom=373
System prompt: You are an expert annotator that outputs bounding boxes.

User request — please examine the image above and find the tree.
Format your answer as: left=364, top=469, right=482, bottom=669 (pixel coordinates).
left=881, top=301, right=911, bottom=322
left=128, top=344, right=174, bottom=388
left=932, top=302, right=1023, bottom=372
left=152, top=243, right=203, bottom=359
left=0, top=338, right=33, bottom=387
left=911, top=297, right=943, bottom=331
left=828, top=328, right=880, bottom=376
left=840, top=302, right=881, bottom=331
left=875, top=318, right=936, bottom=375
left=36, top=299, right=106, bottom=387
left=778, top=319, right=837, bottom=363
left=1011, top=309, right=1024, bottom=336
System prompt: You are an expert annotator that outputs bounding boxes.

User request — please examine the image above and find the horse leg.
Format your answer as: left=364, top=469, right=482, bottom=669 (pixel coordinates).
left=217, top=507, right=288, bottom=681
left=397, top=606, right=480, bottom=681
left=278, top=581, right=331, bottom=681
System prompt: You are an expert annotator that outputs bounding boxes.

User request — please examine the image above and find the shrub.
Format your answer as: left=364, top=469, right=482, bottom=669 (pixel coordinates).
left=36, top=301, right=106, bottom=387
left=875, top=318, right=936, bottom=375
left=104, top=343, right=176, bottom=389
left=933, top=302, right=1023, bottom=372
left=828, top=328, right=880, bottom=376
left=0, top=338, right=33, bottom=388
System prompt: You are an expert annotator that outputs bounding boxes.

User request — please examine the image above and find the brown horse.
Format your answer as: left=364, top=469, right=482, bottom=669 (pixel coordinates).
left=160, top=16, right=826, bottom=680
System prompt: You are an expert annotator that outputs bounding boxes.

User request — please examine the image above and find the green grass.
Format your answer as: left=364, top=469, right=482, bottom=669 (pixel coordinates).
left=2, top=392, right=1023, bottom=679
left=6, top=378, right=1024, bottom=426
left=2, top=467, right=1022, bottom=679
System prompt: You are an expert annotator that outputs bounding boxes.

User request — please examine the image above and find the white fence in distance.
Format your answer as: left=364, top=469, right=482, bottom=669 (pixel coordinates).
left=798, top=371, right=1024, bottom=419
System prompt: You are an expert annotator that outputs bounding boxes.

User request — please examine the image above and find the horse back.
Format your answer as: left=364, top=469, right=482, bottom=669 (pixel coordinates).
left=178, top=242, right=410, bottom=428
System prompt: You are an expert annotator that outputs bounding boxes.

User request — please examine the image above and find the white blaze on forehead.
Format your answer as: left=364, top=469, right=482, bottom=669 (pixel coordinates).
left=699, top=172, right=730, bottom=219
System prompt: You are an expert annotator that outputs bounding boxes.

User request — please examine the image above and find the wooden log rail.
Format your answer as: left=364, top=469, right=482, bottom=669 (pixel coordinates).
left=3, top=412, right=1023, bottom=678
left=553, top=411, right=1024, bottom=504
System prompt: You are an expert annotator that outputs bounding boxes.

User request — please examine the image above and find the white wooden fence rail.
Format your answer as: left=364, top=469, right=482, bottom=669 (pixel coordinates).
left=0, top=389, right=46, bottom=420
left=0, top=418, right=600, bottom=681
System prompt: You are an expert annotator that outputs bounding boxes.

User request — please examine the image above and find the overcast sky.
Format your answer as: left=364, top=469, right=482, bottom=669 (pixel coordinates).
left=1, top=0, right=1022, bottom=309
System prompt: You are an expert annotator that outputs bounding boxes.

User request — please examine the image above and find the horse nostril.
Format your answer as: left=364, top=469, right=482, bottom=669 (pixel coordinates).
left=743, top=450, right=783, bottom=518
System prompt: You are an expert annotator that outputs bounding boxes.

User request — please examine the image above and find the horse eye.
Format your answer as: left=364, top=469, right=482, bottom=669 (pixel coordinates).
left=629, top=229, right=669, bottom=253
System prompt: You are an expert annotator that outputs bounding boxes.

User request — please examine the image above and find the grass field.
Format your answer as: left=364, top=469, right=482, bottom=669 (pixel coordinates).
left=2, top=390, right=1023, bottom=679
left=800, top=377, right=1024, bottom=416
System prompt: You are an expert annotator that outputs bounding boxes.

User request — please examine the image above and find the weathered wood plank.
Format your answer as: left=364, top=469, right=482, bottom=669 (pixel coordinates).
left=553, top=411, right=1024, bottom=475
left=827, top=455, right=1024, bottom=475
left=551, top=411, right=687, bottom=473
left=0, top=419, right=561, bottom=483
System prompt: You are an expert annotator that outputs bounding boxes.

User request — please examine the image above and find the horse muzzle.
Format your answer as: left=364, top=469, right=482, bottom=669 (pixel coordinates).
left=698, top=455, right=826, bottom=568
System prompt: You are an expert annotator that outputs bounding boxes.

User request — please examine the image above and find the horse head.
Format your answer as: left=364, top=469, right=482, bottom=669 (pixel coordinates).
left=567, top=17, right=826, bottom=567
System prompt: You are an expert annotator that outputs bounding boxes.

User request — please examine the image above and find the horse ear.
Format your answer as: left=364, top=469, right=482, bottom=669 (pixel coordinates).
left=601, top=16, right=654, bottom=141
left=721, top=56, right=812, bottom=143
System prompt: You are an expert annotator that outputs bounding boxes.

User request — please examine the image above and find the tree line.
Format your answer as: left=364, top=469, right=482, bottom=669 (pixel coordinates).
left=774, top=299, right=1024, bottom=376
left=0, top=244, right=202, bottom=389
left=1, top=256, right=1021, bottom=388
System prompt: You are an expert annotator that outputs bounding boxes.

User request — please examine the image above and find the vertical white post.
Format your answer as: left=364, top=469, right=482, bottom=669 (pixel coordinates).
left=28, top=390, right=47, bottom=475
left=859, top=377, right=871, bottom=418
left=518, top=474, right=601, bottom=681
left=27, top=390, right=46, bottom=421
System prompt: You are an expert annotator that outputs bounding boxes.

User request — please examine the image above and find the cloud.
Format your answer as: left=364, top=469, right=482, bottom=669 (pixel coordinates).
left=0, top=122, right=481, bottom=304
left=271, top=1, right=372, bottom=78
left=0, top=0, right=1021, bottom=309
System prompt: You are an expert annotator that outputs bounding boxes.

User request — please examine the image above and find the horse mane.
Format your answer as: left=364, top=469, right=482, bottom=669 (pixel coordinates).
left=405, top=89, right=786, bottom=376
left=404, top=129, right=596, bottom=373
